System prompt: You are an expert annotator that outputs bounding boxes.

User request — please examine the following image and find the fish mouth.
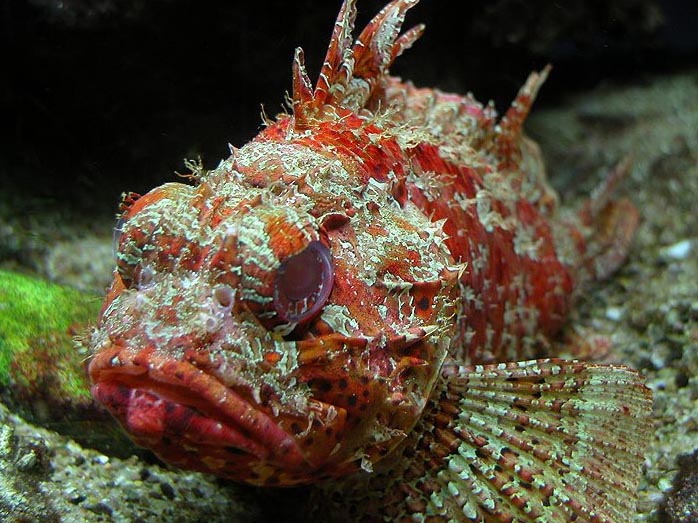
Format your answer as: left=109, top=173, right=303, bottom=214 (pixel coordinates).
left=88, top=343, right=307, bottom=483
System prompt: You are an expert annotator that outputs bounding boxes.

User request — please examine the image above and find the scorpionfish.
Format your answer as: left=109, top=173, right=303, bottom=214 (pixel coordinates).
left=87, top=1, right=653, bottom=521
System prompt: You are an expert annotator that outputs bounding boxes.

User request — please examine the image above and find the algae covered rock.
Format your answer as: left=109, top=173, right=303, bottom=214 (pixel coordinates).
left=0, top=269, right=136, bottom=456
left=0, top=269, right=98, bottom=402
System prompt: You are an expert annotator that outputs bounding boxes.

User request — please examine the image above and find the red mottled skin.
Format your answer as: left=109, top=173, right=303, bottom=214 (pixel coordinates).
left=87, top=1, right=651, bottom=521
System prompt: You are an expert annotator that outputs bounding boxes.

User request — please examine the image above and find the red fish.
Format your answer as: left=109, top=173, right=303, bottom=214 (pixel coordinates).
left=87, top=1, right=652, bottom=521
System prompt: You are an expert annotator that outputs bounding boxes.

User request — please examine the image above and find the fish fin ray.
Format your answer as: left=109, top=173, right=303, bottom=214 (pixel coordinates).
left=492, top=66, right=550, bottom=171
left=578, top=158, right=640, bottom=282
left=291, top=0, right=423, bottom=128
left=310, top=358, right=652, bottom=523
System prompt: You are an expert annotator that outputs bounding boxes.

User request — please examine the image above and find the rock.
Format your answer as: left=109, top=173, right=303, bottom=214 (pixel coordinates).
left=0, top=269, right=137, bottom=456
left=665, top=451, right=698, bottom=523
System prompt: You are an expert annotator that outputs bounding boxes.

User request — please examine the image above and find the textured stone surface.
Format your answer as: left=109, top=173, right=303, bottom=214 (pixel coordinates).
left=0, top=402, right=263, bottom=523
left=664, top=451, right=698, bottom=522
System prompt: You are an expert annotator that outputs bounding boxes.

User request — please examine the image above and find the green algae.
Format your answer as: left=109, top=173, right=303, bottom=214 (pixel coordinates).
left=0, top=269, right=100, bottom=405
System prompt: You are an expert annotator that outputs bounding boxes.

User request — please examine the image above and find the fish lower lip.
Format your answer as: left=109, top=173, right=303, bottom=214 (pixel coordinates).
left=91, top=381, right=269, bottom=459
left=88, top=346, right=305, bottom=469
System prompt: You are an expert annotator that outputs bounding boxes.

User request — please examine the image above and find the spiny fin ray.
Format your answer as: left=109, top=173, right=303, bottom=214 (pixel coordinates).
left=493, top=65, right=551, bottom=170
left=310, top=358, right=652, bottom=523
left=291, top=0, right=423, bottom=129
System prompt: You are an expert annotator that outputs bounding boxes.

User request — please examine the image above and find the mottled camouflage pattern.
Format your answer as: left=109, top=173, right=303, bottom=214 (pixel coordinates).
left=87, top=1, right=652, bottom=521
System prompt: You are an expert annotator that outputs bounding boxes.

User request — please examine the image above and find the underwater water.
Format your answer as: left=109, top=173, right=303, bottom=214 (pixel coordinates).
left=2, top=1, right=698, bottom=522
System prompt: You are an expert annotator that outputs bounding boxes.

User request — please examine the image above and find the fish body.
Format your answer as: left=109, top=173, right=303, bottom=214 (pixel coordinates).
left=87, top=1, right=652, bottom=521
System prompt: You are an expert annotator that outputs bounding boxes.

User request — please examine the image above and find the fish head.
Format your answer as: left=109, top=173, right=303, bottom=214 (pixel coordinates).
left=88, top=144, right=460, bottom=485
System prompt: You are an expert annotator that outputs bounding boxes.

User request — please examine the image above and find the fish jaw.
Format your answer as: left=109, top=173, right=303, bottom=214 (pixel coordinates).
left=88, top=343, right=350, bottom=485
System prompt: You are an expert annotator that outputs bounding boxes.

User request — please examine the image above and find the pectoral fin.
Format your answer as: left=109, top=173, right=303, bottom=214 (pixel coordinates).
left=310, top=358, right=652, bottom=523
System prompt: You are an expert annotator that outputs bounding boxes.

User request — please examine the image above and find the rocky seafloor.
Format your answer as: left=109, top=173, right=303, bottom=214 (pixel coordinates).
left=1, top=68, right=697, bottom=522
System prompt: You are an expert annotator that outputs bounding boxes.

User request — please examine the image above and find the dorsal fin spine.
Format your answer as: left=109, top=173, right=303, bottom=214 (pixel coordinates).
left=492, top=65, right=551, bottom=167
left=291, top=47, right=315, bottom=130
left=315, top=0, right=357, bottom=108
left=291, top=0, right=423, bottom=129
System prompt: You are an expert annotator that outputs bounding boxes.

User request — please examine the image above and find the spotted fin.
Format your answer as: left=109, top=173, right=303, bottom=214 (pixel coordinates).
left=292, top=0, right=424, bottom=128
left=310, top=358, right=652, bottom=523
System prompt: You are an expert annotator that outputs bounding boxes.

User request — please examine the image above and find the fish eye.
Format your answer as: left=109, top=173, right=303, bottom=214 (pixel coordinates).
left=231, top=206, right=337, bottom=332
left=273, top=241, right=333, bottom=324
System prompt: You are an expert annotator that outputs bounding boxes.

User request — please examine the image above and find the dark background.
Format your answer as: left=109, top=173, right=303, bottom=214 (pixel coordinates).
left=3, top=0, right=697, bottom=216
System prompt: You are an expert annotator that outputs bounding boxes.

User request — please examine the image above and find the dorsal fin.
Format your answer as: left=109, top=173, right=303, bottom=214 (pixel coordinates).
left=492, top=65, right=551, bottom=169
left=292, top=0, right=424, bottom=130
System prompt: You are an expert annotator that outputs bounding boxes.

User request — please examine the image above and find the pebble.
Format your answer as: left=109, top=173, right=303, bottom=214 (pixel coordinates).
left=605, top=306, right=624, bottom=321
left=661, top=239, right=694, bottom=260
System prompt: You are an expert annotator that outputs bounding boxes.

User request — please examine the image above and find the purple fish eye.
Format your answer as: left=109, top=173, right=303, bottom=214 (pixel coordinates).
left=273, top=241, right=333, bottom=324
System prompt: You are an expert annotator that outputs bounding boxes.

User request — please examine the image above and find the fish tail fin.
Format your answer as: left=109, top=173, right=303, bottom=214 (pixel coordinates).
left=578, top=158, right=640, bottom=282
left=310, top=358, right=652, bottom=523
left=558, top=158, right=640, bottom=285
left=292, top=0, right=423, bottom=128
